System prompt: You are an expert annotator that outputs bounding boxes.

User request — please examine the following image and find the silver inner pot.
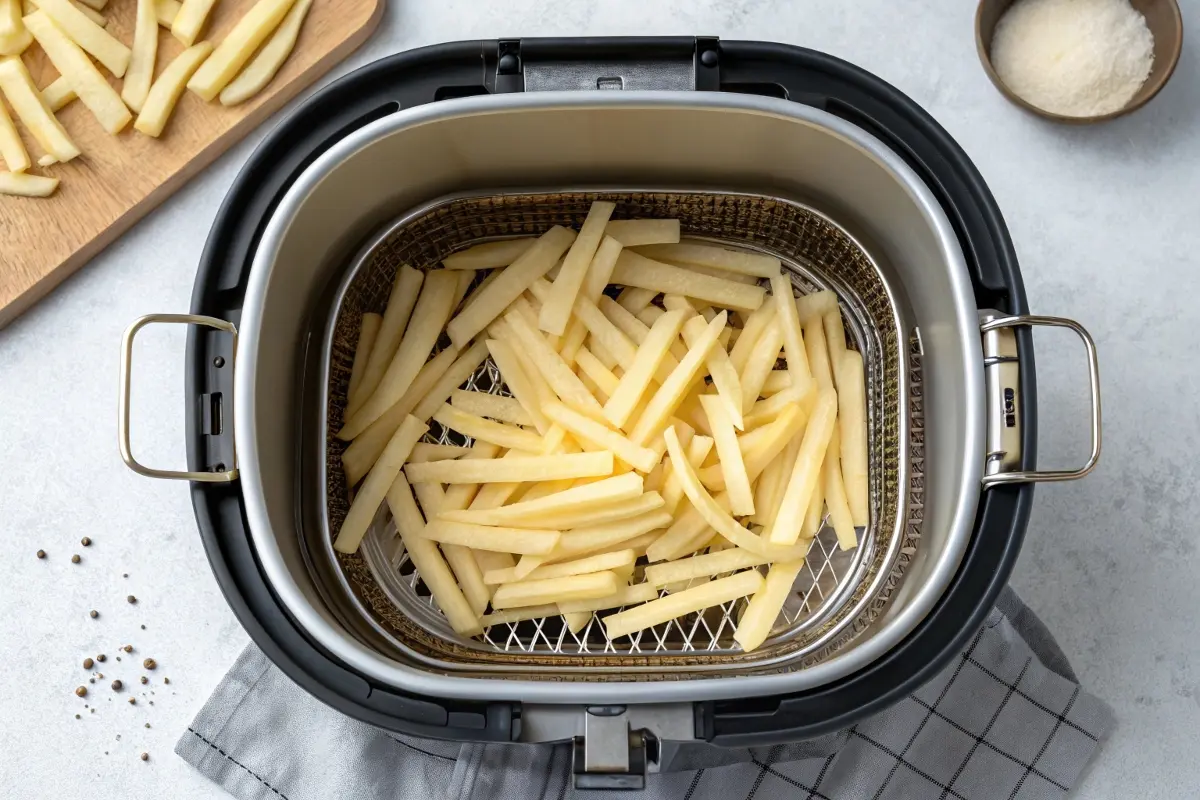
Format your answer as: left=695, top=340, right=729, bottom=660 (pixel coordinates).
left=235, top=91, right=984, bottom=705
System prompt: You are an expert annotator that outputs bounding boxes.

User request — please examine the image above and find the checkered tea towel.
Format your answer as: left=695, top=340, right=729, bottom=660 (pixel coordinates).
left=177, top=587, right=1113, bottom=800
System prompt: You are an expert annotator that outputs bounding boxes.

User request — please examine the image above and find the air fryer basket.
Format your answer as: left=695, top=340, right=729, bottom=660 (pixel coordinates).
left=317, top=189, right=922, bottom=676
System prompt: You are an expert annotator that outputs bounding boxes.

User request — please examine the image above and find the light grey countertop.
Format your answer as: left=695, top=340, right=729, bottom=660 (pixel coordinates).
left=2, top=1, right=1198, bottom=797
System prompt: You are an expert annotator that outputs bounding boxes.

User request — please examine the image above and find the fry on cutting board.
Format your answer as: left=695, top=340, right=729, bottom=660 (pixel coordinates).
left=171, top=0, right=215, bottom=46
left=0, top=89, right=28, bottom=171
left=24, top=10, right=131, bottom=134
left=120, top=0, right=158, bottom=112
left=134, top=41, right=213, bottom=137
left=33, top=0, right=129, bottom=76
left=0, top=0, right=32, bottom=55
left=0, top=170, right=57, bottom=196
left=187, top=0, right=297, bottom=101
left=40, top=74, right=75, bottom=110
left=0, top=56, right=79, bottom=161
left=219, top=0, right=312, bottom=106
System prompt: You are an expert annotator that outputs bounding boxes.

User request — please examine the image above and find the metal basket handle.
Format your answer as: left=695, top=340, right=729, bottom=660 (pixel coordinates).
left=118, top=313, right=239, bottom=482
left=979, top=314, right=1101, bottom=488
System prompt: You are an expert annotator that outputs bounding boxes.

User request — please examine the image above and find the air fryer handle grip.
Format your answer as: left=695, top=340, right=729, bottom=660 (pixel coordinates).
left=490, top=36, right=722, bottom=92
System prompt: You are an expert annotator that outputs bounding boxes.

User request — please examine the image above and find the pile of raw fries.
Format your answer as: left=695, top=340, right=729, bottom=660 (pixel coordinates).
left=332, top=203, right=869, bottom=654
left=0, top=0, right=313, bottom=196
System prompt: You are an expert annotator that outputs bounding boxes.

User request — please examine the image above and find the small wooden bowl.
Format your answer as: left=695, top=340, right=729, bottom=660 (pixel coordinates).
left=976, top=0, right=1183, bottom=123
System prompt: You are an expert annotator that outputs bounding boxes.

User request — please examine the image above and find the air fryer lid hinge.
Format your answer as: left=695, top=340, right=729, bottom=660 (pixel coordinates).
left=492, top=37, right=721, bottom=92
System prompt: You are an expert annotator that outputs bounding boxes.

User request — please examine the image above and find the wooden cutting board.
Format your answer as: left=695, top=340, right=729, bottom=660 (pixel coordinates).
left=0, top=0, right=383, bottom=328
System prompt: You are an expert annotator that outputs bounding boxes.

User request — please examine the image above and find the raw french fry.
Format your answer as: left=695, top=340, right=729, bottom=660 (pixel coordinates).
left=346, top=313, right=382, bottom=407
left=586, top=336, right=620, bottom=371
left=563, top=610, right=591, bottom=634
left=680, top=313, right=743, bottom=429
left=539, top=201, right=615, bottom=336
left=443, top=238, right=535, bottom=270
left=662, top=434, right=713, bottom=515
left=700, top=395, right=754, bottom=516
left=0, top=93, right=27, bottom=171
left=765, top=434, right=803, bottom=532
left=473, top=549, right=514, bottom=577
left=446, top=226, right=576, bottom=348
left=433, top=403, right=543, bottom=453
left=0, top=170, right=56, bottom=196
left=155, top=0, right=179, bottom=26
left=603, top=309, right=687, bottom=428
left=423, top=520, right=560, bottom=555
left=796, top=290, right=839, bottom=324
left=770, top=273, right=815, bottom=402
left=132, top=41, right=212, bottom=137
left=187, top=0, right=298, bottom=101
left=740, top=316, right=785, bottom=410
left=558, top=236, right=624, bottom=364
left=501, top=305, right=602, bottom=415
left=171, top=0, right=214, bottom=45
left=544, top=507, right=672, bottom=562
left=835, top=350, right=868, bottom=525
left=541, top=402, right=657, bottom=472
left=218, top=0, right=311, bottom=105
left=438, top=473, right=643, bottom=526
left=567, top=293, right=639, bottom=369
left=699, top=403, right=807, bottom=491
left=412, top=340, right=491, bottom=424
left=557, top=582, right=659, bottom=614
left=24, top=11, right=130, bottom=134
left=480, top=604, right=558, bottom=628
left=491, top=571, right=621, bottom=610
left=728, top=297, right=776, bottom=374
left=644, top=548, right=770, bottom=587
left=603, top=570, right=764, bottom=640
left=120, top=0, right=157, bottom=112
left=574, top=347, right=621, bottom=398
left=635, top=305, right=665, bottom=330
left=341, top=271, right=457, bottom=438
left=616, top=286, right=658, bottom=314
left=333, top=415, right=427, bottom=554
left=802, top=312, right=833, bottom=390
left=0, top=56, right=79, bottom=162
left=628, top=312, right=726, bottom=446
left=409, top=480, right=490, bottom=616
left=611, top=251, right=766, bottom=312
left=41, top=75, right=75, bottom=110
left=681, top=262, right=762, bottom=285
left=449, top=389, right=533, bottom=427
left=662, top=425, right=766, bottom=555
left=440, top=441, right=502, bottom=512
left=33, top=0, right=129, bottom=75
left=742, top=388, right=805, bottom=430
left=1, top=0, right=32, bottom=55
left=347, top=266, right=423, bottom=416
left=466, top=450, right=526, bottom=510
left=484, top=548, right=635, bottom=585
left=484, top=337, right=550, bottom=434
left=768, top=390, right=838, bottom=546
left=386, top=474, right=481, bottom=636
left=409, top=443, right=471, bottom=463
left=646, top=503, right=711, bottom=563
left=604, top=219, right=680, bottom=246
left=733, top=560, right=804, bottom=652
left=510, top=554, right=542, bottom=580
left=644, top=461, right=665, bottom=493
left=634, top=242, right=781, bottom=279
left=823, top=309, right=848, bottom=373
left=824, top=421, right=857, bottom=550
left=405, top=451, right=613, bottom=484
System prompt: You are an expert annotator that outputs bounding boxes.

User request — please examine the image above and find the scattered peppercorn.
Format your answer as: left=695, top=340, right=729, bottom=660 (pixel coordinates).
left=96, top=654, right=106, bottom=662
left=89, top=610, right=98, bottom=619
left=144, top=723, right=150, bottom=728
left=88, top=678, right=95, bottom=684
left=83, top=658, right=94, bottom=669
left=111, top=680, right=122, bottom=691
left=81, top=537, right=91, bottom=546
left=122, top=645, right=133, bottom=653
left=36, top=550, right=46, bottom=559
left=126, top=595, right=137, bottom=604
left=162, top=677, right=170, bottom=685
left=127, top=698, right=136, bottom=705
left=139, top=676, right=148, bottom=685
left=89, top=709, right=94, bottom=714
left=139, top=753, right=149, bottom=761
left=75, top=686, right=87, bottom=697
left=75, top=714, right=81, bottom=719
left=71, top=554, right=81, bottom=564
left=140, top=624, right=146, bottom=630
left=142, top=658, right=156, bottom=670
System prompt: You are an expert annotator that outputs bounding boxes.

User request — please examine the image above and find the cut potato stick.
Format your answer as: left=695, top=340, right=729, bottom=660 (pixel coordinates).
left=218, top=0, right=311, bottom=105
left=437, top=472, right=643, bottom=526
left=408, top=480, right=491, bottom=616
left=409, top=339, right=492, bottom=421
left=34, top=0, right=129, bottom=75
left=835, top=351, right=869, bottom=525
left=628, top=312, right=726, bottom=446
left=770, top=273, right=815, bottom=402
left=0, top=92, right=28, bottom=171
left=768, top=390, right=838, bottom=546
left=433, top=403, right=543, bottom=453
left=474, top=491, right=662, bottom=532
left=491, top=570, right=621, bottom=610
left=120, top=0, right=157, bottom=112
left=422, top=521, right=560, bottom=555
left=600, top=297, right=693, bottom=375
left=728, top=297, right=776, bottom=374
left=645, top=504, right=711, bottom=563
left=604, top=219, right=680, bottom=247
left=0, top=55, right=79, bottom=162
left=406, top=451, right=613, bottom=484
left=449, top=389, right=534, bottom=427
left=681, top=314, right=743, bottom=429
left=24, top=11, right=130, bottom=134
left=510, top=554, right=542, bottom=580
left=802, top=312, right=833, bottom=390
left=558, top=235, right=625, bottom=364
left=700, top=395, right=754, bottom=516
left=466, top=450, right=526, bottom=510
left=0, top=170, right=56, bottom=196
left=443, top=238, right=535, bottom=270
left=603, top=309, right=687, bottom=429
left=333, top=415, right=427, bottom=554
left=0, top=0, right=32, bottom=56
left=440, top=441, right=502, bottom=512
left=341, top=271, right=457, bottom=438
left=644, top=548, right=769, bottom=587
left=822, top=309, right=848, bottom=373
left=171, top=0, right=215, bottom=46
left=733, top=560, right=804, bottom=652
left=446, top=226, right=576, bottom=348
left=187, top=0, right=298, bottom=101
left=699, top=403, right=806, bottom=491
left=501, top=305, right=602, bottom=415
left=603, top=569, right=764, bottom=640
left=662, top=434, right=713, bottom=516
left=473, top=549, right=514, bottom=577
left=409, top=443, right=471, bottom=463
left=485, top=337, right=550, bottom=434
left=542, top=402, right=658, bottom=473
left=824, top=421, right=857, bottom=550
left=539, top=201, right=615, bottom=336
left=568, top=292, right=639, bottom=369
left=611, top=251, right=765, bottom=312
left=480, top=604, right=557, bottom=628
left=616, top=286, right=658, bottom=315
left=742, top=388, right=805, bottom=430
left=763, top=434, right=803, bottom=532
left=557, top=582, right=659, bottom=614
left=132, top=40, right=211, bottom=136
left=348, top=266, right=425, bottom=416
left=760, top=370, right=791, bottom=396
left=739, top=316, right=784, bottom=410
left=574, top=347, right=621, bottom=398
left=545, top=508, right=672, bottom=562
left=563, top=610, right=591, bottom=634
left=346, top=313, right=382, bottom=407
left=796, top=290, right=839, bottom=324
left=386, top=474, right=481, bottom=636
left=663, top=426, right=766, bottom=555
left=634, top=242, right=781, bottom=280
left=585, top=335, right=620, bottom=371
left=41, top=75, right=75, bottom=110
left=155, top=0, right=179, bottom=26
left=484, top=548, right=634, bottom=585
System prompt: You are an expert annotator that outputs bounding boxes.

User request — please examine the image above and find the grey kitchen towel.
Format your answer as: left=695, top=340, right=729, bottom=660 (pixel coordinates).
left=177, top=587, right=1114, bottom=800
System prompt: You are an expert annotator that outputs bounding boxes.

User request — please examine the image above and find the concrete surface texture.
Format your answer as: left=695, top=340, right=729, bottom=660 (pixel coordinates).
left=1, top=0, right=1197, bottom=797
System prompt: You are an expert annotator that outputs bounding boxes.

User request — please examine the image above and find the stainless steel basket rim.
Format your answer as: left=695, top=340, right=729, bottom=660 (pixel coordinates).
left=234, top=90, right=985, bottom=704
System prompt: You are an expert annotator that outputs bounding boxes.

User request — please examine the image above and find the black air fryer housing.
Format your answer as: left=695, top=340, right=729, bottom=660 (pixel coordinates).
left=185, top=38, right=1036, bottom=746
